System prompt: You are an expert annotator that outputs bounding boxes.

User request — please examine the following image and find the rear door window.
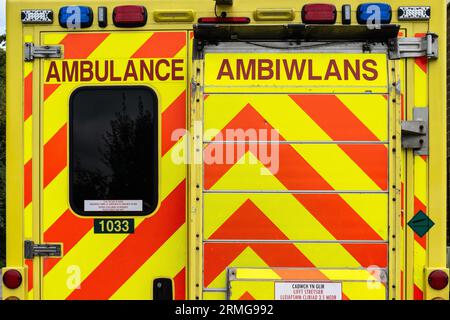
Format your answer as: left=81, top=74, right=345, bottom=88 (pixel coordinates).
left=69, top=86, right=158, bottom=216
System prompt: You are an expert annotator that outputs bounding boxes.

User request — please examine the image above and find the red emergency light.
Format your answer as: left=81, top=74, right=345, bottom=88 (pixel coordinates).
left=302, top=4, right=337, bottom=24
left=2, top=269, right=22, bottom=289
left=113, top=5, right=147, bottom=27
left=428, top=270, right=449, bottom=291
left=198, top=17, right=251, bottom=24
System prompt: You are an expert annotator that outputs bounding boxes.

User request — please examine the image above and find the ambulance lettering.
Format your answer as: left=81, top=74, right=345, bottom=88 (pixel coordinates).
left=217, top=58, right=379, bottom=81
left=45, top=59, right=185, bottom=83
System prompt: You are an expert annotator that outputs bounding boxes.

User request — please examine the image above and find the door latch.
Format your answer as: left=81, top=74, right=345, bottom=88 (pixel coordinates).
left=24, top=240, right=62, bottom=259
left=24, top=42, right=62, bottom=62
left=401, top=108, right=428, bottom=155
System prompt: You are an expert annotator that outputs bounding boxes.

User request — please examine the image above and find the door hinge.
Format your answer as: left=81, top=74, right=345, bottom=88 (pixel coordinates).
left=24, top=240, right=62, bottom=259
left=388, top=33, right=438, bottom=60
left=24, top=42, right=62, bottom=62
left=401, top=108, right=428, bottom=155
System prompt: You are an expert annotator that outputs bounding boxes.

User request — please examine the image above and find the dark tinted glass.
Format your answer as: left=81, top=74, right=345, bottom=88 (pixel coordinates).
left=70, top=86, right=158, bottom=216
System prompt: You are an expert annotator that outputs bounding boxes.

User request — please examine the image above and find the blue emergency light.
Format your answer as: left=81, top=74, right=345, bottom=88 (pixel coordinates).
left=59, top=6, right=93, bottom=28
left=357, top=3, right=392, bottom=25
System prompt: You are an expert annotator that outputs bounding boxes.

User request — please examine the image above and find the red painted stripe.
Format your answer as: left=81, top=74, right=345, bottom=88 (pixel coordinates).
left=67, top=181, right=186, bottom=300
left=43, top=209, right=93, bottom=275
left=162, top=91, right=186, bottom=156
left=43, top=124, right=67, bottom=188
left=174, top=267, right=186, bottom=300
left=294, top=194, right=384, bottom=242
left=132, top=32, right=186, bottom=58
left=24, top=160, right=32, bottom=208
left=24, top=73, right=33, bottom=121
left=44, top=84, right=61, bottom=101
left=290, top=95, right=388, bottom=190
left=341, top=244, right=388, bottom=268
left=204, top=104, right=384, bottom=243
left=414, top=34, right=427, bottom=74
left=413, top=197, right=427, bottom=249
left=25, top=259, right=33, bottom=292
left=400, top=270, right=404, bottom=300
left=239, top=292, right=255, bottom=300
left=413, top=284, right=423, bottom=300
left=209, top=200, right=289, bottom=240
left=415, top=57, right=428, bottom=74
left=290, top=95, right=382, bottom=141
left=60, top=33, right=110, bottom=59
left=204, top=243, right=247, bottom=287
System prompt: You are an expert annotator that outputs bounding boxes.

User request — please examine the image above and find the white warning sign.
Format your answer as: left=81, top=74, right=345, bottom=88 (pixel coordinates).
left=275, top=282, right=342, bottom=300
left=84, top=200, right=143, bottom=212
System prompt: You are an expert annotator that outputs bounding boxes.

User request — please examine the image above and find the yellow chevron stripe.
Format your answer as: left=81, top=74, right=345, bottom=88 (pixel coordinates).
left=42, top=33, right=67, bottom=46
left=413, top=244, right=426, bottom=291
left=24, top=119, right=32, bottom=164
left=43, top=168, right=68, bottom=231
left=337, top=94, right=388, bottom=141
left=414, top=64, right=428, bottom=107
left=43, top=138, right=186, bottom=299
left=207, top=247, right=271, bottom=289
left=230, top=281, right=275, bottom=300
left=203, top=291, right=227, bottom=300
left=291, top=144, right=382, bottom=191
left=205, top=193, right=387, bottom=241
left=111, top=225, right=186, bottom=300
left=24, top=205, right=33, bottom=239
left=414, top=155, right=428, bottom=205
left=205, top=152, right=387, bottom=239
left=204, top=94, right=387, bottom=142
left=88, top=33, right=151, bottom=59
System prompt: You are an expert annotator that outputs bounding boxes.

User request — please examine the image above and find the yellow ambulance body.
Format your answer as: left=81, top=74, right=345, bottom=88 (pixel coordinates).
left=2, top=0, right=448, bottom=300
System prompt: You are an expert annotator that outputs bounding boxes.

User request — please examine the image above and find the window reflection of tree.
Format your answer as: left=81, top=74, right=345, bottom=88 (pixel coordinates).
left=74, top=92, right=153, bottom=208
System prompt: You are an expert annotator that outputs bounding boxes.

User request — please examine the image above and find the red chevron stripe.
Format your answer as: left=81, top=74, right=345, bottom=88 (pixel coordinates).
left=67, top=181, right=186, bottom=300
left=341, top=243, right=387, bottom=267
left=43, top=209, right=93, bottom=275
left=414, top=34, right=428, bottom=74
left=44, top=84, right=61, bottom=101
left=60, top=33, right=110, bottom=59
left=174, top=267, right=186, bottom=300
left=209, top=200, right=289, bottom=240
left=43, top=124, right=67, bottom=188
left=400, top=270, right=404, bottom=300
left=25, top=259, right=33, bottom=292
left=204, top=243, right=247, bottom=287
left=414, top=284, right=423, bottom=300
left=24, top=160, right=32, bottom=208
left=294, top=194, right=384, bottom=241
left=239, top=292, right=255, bottom=300
left=162, top=91, right=186, bottom=156
left=289, top=95, right=382, bottom=141
left=24, top=72, right=33, bottom=121
left=132, top=32, right=186, bottom=58
left=413, top=196, right=427, bottom=249
left=204, top=104, right=384, bottom=243
left=290, top=95, right=388, bottom=190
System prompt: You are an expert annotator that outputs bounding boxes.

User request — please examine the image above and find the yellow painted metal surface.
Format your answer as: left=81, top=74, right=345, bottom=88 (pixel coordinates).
left=3, top=0, right=447, bottom=301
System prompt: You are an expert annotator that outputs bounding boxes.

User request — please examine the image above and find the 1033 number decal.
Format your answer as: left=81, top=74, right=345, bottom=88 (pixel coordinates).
left=94, top=219, right=135, bottom=234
